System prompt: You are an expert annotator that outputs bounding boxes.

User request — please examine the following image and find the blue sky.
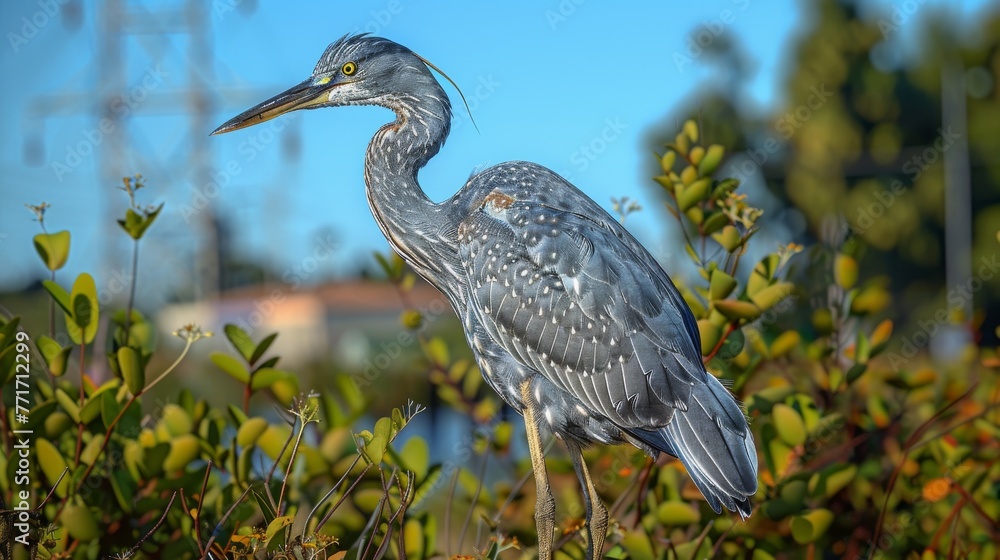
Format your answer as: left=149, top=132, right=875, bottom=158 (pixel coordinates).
left=0, top=0, right=993, bottom=305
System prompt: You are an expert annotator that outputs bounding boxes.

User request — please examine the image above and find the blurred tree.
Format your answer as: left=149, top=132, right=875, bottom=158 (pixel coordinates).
left=648, top=0, right=1000, bottom=343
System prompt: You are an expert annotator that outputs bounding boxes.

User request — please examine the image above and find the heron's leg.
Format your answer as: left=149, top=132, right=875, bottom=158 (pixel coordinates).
left=520, top=380, right=555, bottom=560
left=566, top=440, right=608, bottom=560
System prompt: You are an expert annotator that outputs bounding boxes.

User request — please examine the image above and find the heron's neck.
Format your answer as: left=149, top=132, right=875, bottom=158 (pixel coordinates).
left=364, top=90, right=459, bottom=290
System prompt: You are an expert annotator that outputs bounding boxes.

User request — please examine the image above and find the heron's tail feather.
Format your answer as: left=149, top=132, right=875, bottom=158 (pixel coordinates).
left=629, top=375, right=758, bottom=518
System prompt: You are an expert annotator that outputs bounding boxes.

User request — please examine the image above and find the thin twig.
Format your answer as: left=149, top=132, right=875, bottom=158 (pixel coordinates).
left=315, top=463, right=373, bottom=532
left=303, top=453, right=363, bottom=538
left=123, top=240, right=139, bottom=347
left=870, top=383, right=978, bottom=556
left=457, top=442, right=490, bottom=551
left=193, top=461, right=213, bottom=555
left=120, top=491, right=177, bottom=559
left=202, top=484, right=253, bottom=559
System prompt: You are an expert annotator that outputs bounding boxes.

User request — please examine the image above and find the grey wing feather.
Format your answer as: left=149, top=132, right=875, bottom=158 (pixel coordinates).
left=455, top=164, right=707, bottom=430
left=455, top=162, right=758, bottom=517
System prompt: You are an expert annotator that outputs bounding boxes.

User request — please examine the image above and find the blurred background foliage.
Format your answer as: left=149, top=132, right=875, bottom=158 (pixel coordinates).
left=2, top=0, right=1000, bottom=559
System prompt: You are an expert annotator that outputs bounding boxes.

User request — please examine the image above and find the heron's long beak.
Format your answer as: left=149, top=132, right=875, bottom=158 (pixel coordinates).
left=211, top=77, right=333, bottom=135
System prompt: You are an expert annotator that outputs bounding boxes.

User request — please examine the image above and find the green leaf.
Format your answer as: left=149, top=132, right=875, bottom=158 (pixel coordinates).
left=67, top=273, right=100, bottom=344
left=702, top=211, right=729, bottom=235
left=749, top=282, right=794, bottom=311
left=398, top=437, right=430, bottom=479
left=251, top=481, right=277, bottom=526
left=265, top=515, right=294, bottom=549
left=55, top=388, right=81, bottom=423
left=117, top=203, right=163, bottom=240
left=42, top=280, right=72, bottom=315
left=698, top=144, right=725, bottom=176
left=118, top=346, right=145, bottom=394
left=855, top=331, right=871, bottom=363
left=404, top=518, right=425, bottom=560
left=426, top=337, right=449, bottom=365
left=36, top=438, right=70, bottom=497
left=846, top=362, right=868, bottom=383
left=250, top=368, right=289, bottom=390
left=236, top=417, right=269, bottom=447
left=250, top=332, right=278, bottom=365
left=712, top=225, right=743, bottom=253
left=657, top=501, right=701, bottom=525
left=211, top=352, right=250, bottom=384
left=162, top=434, right=200, bottom=471
left=224, top=324, right=256, bottom=362
left=834, top=254, right=858, bottom=290
left=0, top=318, right=20, bottom=355
left=37, top=335, right=72, bottom=376
left=716, top=328, right=745, bottom=360
left=791, top=509, right=834, bottom=544
left=772, top=403, right=807, bottom=447
left=713, top=299, right=762, bottom=322
left=109, top=469, right=136, bottom=513
left=62, top=499, right=99, bottom=542
left=678, top=178, right=711, bottom=212
left=709, top=269, right=738, bottom=301
left=33, top=230, right=71, bottom=271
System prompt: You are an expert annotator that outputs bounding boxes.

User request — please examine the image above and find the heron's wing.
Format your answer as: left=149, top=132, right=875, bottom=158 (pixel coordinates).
left=456, top=163, right=717, bottom=429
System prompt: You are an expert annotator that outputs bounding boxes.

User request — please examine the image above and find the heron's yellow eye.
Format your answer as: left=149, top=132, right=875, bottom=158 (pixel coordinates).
left=341, top=61, right=357, bottom=76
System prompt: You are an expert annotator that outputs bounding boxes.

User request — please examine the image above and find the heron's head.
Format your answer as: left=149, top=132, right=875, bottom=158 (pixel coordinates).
left=212, top=34, right=443, bottom=135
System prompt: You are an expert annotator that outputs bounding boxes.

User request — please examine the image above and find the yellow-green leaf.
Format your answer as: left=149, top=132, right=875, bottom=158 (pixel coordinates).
left=67, top=273, right=99, bottom=344
left=772, top=403, right=806, bottom=446
left=33, top=230, right=71, bottom=271
left=750, top=282, right=794, bottom=311
left=678, top=178, right=711, bottom=212
left=697, top=320, right=721, bottom=356
left=37, top=335, right=72, bottom=376
left=683, top=119, right=699, bottom=143
left=791, top=509, right=834, bottom=544
left=657, top=501, right=701, bottom=525
left=163, top=434, right=200, bottom=471
left=698, top=144, right=725, bottom=176
left=211, top=352, right=250, bottom=384
left=36, top=438, right=70, bottom=497
left=709, top=269, right=737, bottom=301
left=834, top=254, right=858, bottom=290
left=118, top=346, right=144, bottom=394
left=62, top=499, right=99, bottom=542
left=770, top=331, right=800, bottom=358
left=688, top=145, right=705, bottom=165
left=236, top=417, right=269, bottom=448
left=660, top=151, right=676, bottom=174
left=55, top=388, right=80, bottom=423
left=713, top=300, right=762, bottom=322
left=161, top=404, right=192, bottom=436
left=712, top=225, right=743, bottom=252
left=265, top=515, right=294, bottom=546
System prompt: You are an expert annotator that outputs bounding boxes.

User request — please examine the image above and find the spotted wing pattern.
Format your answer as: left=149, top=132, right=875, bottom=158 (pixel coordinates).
left=456, top=166, right=711, bottom=430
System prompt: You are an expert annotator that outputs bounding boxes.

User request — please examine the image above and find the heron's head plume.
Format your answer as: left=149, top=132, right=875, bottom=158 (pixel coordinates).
left=212, top=34, right=468, bottom=135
